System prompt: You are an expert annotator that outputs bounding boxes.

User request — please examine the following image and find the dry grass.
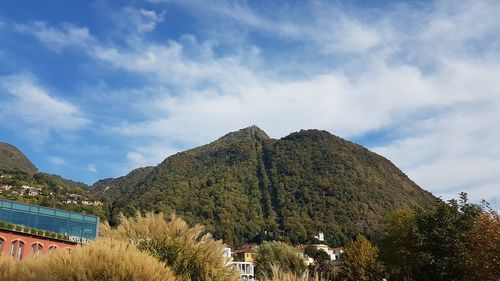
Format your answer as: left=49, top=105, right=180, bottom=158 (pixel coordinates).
left=0, top=255, right=19, bottom=281
left=260, top=266, right=309, bottom=281
left=0, top=238, right=177, bottom=281
left=101, top=212, right=239, bottom=281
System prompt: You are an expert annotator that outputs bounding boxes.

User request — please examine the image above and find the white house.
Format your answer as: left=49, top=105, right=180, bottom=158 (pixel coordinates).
left=228, top=261, right=255, bottom=280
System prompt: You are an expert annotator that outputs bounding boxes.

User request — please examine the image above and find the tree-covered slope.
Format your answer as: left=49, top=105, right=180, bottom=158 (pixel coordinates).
left=0, top=142, right=105, bottom=219
left=91, top=126, right=436, bottom=246
left=0, top=142, right=38, bottom=174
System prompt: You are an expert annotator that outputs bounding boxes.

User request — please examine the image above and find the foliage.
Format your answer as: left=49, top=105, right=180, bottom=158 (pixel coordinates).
left=0, top=142, right=38, bottom=175
left=304, top=246, right=335, bottom=280
left=0, top=238, right=177, bottom=281
left=260, top=265, right=309, bottom=281
left=253, top=241, right=307, bottom=279
left=101, top=212, right=239, bottom=281
left=92, top=126, right=436, bottom=246
left=380, top=208, right=419, bottom=281
left=342, top=235, right=385, bottom=281
left=381, top=193, right=498, bottom=281
left=0, top=169, right=106, bottom=220
left=466, top=207, right=500, bottom=280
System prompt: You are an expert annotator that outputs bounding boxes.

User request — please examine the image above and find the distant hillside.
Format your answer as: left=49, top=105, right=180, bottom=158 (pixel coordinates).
left=92, top=166, right=154, bottom=201
left=0, top=142, right=37, bottom=174
left=0, top=142, right=105, bottom=220
left=91, top=126, right=437, bottom=246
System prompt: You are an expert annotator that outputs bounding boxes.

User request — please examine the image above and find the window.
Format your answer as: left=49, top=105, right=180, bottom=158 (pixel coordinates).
left=10, top=240, right=25, bottom=260
left=17, top=241, right=24, bottom=260
left=48, top=245, right=58, bottom=252
left=10, top=241, right=16, bottom=256
left=0, top=238, right=3, bottom=255
left=31, top=243, right=43, bottom=257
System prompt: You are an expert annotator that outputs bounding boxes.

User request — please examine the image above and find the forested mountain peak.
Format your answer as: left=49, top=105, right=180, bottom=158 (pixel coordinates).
left=215, top=125, right=270, bottom=144
left=91, top=127, right=436, bottom=246
left=0, top=142, right=38, bottom=175
left=283, top=129, right=344, bottom=142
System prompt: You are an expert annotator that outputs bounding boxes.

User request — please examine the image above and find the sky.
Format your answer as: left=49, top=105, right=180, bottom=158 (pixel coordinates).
left=0, top=0, right=499, bottom=206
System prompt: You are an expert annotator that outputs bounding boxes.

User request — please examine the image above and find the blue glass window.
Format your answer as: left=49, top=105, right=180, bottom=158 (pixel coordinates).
left=0, top=199, right=99, bottom=241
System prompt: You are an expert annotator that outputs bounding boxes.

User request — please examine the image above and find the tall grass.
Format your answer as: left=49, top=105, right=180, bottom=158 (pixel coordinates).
left=0, top=238, right=176, bottom=281
left=101, top=212, right=239, bottom=281
left=260, top=266, right=309, bottom=281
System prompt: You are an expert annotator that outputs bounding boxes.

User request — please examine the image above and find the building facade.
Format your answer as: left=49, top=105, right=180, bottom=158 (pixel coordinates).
left=0, top=198, right=99, bottom=260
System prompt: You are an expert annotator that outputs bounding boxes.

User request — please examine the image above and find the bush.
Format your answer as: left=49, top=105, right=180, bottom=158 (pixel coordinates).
left=342, top=235, right=385, bottom=281
left=101, top=212, right=239, bottom=281
left=260, top=266, right=308, bottom=281
left=0, top=238, right=177, bottom=281
left=253, top=241, right=307, bottom=279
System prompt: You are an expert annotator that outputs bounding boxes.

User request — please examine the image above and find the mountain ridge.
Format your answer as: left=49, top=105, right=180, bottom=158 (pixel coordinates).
left=90, top=126, right=436, bottom=246
left=0, top=142, right=38, bottom=175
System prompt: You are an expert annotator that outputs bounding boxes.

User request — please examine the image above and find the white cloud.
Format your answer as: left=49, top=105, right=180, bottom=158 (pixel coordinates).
left=111, top=0, right=500, bottom=203
left=48, top=156, right=66, bottom=167
left=126, top=145, right=178, bottom=169
left=163, top=0, right=385, bottom=54
left=14, top=21, right=93, bottom=52
left=10, top=0, right=500, bottom=203
left=0, top=74, right=89, bottom=140
left=86, top=164, right=97, bottom=173
left=112, top=7, right=165, bottom=36
left=126, top=152, right=147, bottom=168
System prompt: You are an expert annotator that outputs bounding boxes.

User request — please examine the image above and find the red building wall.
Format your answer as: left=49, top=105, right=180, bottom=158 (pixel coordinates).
left=0, top=229, right=76, bottom=260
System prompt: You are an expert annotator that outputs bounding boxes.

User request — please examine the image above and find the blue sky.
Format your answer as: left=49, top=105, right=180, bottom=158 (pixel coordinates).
left=0, top=0, right=499, bottom=206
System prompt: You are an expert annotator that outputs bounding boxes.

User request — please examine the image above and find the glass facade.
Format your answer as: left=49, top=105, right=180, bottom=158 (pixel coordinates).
left=0, top=199, right=99, bottom=241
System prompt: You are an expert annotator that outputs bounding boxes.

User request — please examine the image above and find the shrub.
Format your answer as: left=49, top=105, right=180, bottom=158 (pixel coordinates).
left=253, top=241, right=307, bottom=279
left=101, top=212, right=239, bottom=281
left=260, top=266, right=308, bottom=281
left=342, top=235, right=385, bottom=281
left=0, top=256, right=19, bottom=281
left=0, top=238, right=177, bottom=281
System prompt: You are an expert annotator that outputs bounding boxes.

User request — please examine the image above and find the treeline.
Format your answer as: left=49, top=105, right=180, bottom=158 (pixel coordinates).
left=0, top=195, right=497, bottom=281
left=253, top=193, right=499, bottom=281
left=378, top=193, right=499, bottom=281
left=0, top=168, right=106, bottom=220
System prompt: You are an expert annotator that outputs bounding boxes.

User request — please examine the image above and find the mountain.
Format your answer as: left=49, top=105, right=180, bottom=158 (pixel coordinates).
left=0, top=142, right=105, bottom=220
left=92, top=166, right=154, bottom=201
left=0, top=142, right=38, bottom=174
left=91, top=126, right=436, bottom=246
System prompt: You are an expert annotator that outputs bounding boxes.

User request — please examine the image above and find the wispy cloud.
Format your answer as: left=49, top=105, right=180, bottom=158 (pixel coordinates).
left=14, top=21, right=93, bottom=52
left=113, top=7, right=166, bottom=35
left=0, top=74, right=89, bottom=141
left=48, top=156, right=66, bottom=167
left=86, top=164, right=97, bottom=173
left=5, top=0, right=500, bottom=203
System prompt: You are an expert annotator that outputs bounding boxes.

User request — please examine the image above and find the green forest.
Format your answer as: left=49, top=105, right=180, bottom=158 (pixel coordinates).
left=92, top=126, right=435, bottom=246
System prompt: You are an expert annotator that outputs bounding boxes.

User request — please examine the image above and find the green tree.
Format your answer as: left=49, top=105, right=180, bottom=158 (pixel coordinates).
left=381, top=193, right=486, bottom=281
left=342, top=235, right=385, bottom=281
left=380, top=209, right=419, bottom=281
left=415, top=193, right=481, bottom=281
left=304, top=246, right=333, bottom=280
left=253, top=241, right=307, bottom=279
